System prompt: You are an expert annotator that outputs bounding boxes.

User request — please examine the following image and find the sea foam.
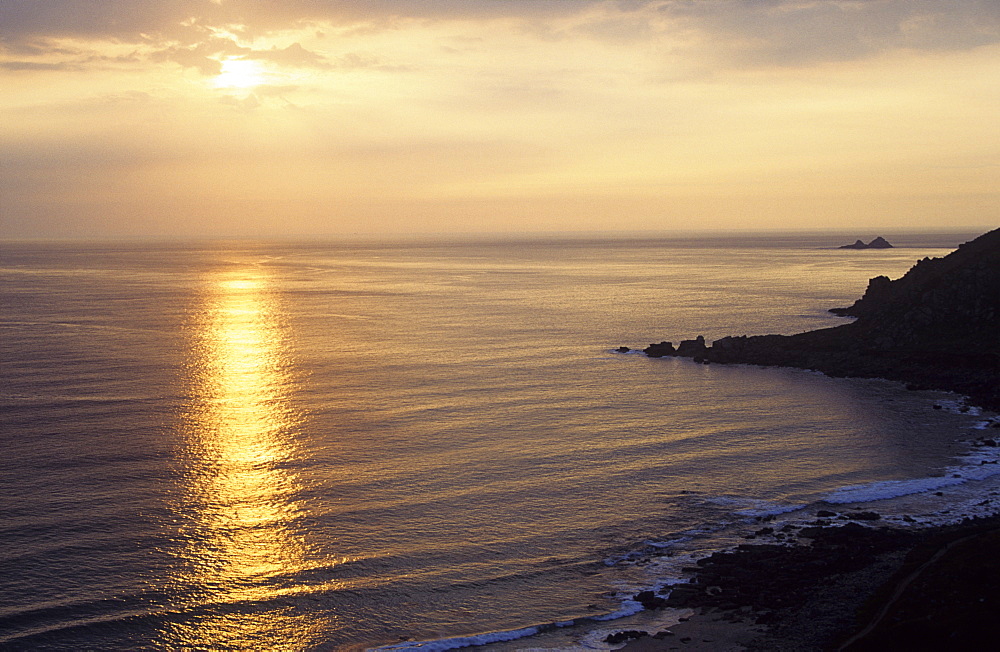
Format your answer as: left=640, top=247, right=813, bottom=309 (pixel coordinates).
left=371, top=626, right=542, bottom=651
left=822, top=476, right=965, bottom=503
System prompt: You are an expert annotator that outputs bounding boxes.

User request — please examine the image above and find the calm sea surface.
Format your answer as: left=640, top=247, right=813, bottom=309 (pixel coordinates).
left=0, top=232, right=989, bottom=649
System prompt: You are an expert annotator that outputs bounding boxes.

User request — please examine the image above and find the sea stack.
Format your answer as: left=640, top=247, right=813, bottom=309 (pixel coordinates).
left=839, top=237, right=893, bottom=249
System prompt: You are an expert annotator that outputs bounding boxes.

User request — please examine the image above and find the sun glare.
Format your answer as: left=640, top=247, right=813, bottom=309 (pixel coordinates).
left=221, top=279, right=261, bottom=291
left=214, top=58, right=265, bottom=89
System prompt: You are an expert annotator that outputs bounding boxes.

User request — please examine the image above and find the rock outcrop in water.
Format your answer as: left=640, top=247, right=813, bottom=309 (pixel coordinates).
left=639, top=228, right=1000, bottom=409
left=840, top=236, right=894, bottom=249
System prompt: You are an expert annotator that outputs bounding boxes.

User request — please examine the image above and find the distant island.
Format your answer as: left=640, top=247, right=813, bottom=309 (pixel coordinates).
left=634, top=227, right=1000, bottom=409
left=840, top=236, right=894, bottom=249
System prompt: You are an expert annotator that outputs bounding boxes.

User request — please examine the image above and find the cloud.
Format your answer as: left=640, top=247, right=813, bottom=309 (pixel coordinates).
left=655, top=0, right=1000, bottom=66
left=149, top=36, right=248, bottom=75
left=0, top=1, right=598, bottom=46
left=0, top=41, right=144, bottom=73
left=327, top=51, right=413, bottom=72
left=150, top=40, right=335, bottom=76
left=0, top=1, right=205, bottom=45
left=3, top=1, right=999, bottom=78
left=249, top=42, right=328, bottom=67
left=0, top=60, right=78, bottom=71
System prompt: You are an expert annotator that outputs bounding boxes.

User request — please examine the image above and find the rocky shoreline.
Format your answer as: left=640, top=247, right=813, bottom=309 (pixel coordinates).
left=624, top=228, right=999, bottom=410
left=607, top=228, right=1000, bottom=650
left=612, top=511, right=1000, bottom=650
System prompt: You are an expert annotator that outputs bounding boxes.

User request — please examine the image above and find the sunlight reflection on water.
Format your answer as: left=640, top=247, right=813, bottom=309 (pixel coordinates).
left=0, top=236, right=987, bottom=649
left=164, top=269, right=326, bottom=649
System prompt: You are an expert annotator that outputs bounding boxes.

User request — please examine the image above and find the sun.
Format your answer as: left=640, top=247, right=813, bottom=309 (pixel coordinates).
left=214, top=58, right=265, bottom=89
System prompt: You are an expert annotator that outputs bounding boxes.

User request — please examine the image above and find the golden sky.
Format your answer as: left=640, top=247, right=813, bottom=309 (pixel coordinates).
left=2, top=1, right=998, bottom=238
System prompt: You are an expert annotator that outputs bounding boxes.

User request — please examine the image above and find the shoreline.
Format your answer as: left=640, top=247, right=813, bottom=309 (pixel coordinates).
left=490, top=229, right=1000, bottom=650
left=612, top=401, right=1000, bottom=652
left=634, top=228, right=999, bottom=411
left=388, top=492, right=1000, bottom=652
left=378, top=398, right=1000, bottom=652
left=613, top=401, right=1000, bottom=652
left=618, top=510, right=1000, bottom=651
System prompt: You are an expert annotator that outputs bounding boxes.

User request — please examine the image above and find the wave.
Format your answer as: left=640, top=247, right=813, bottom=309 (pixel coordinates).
left=383, top=410, right=1000, bottom=651
left=372, top=624, right=557, bottom=651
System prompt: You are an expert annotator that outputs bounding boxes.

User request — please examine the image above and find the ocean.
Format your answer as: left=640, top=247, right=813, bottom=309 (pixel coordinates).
left=1, top=231, right=995, bottom=650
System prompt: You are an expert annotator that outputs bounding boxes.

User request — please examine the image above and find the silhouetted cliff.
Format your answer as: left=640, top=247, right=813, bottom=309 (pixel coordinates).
left=830, top=229, right=999, bottom=349
left=642, top=228, right=1000, bottom=409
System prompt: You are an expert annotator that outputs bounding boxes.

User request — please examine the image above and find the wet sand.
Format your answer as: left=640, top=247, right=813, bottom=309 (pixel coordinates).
left=618, top=611, right=765, bottom=651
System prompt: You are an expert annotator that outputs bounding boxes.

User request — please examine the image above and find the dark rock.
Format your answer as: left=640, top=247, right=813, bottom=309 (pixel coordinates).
left=617, top=346, right=630, bottom=353
left=634, top=589, right=668, bottom=610
left=840, top=239, right=869, bottom=250
left=835, top=517, right=1000, bottom=650
left=657, top=515, right=1000, bottom=650
left=655, top=229, right=1000, bottom=410
left=829, top=275, right=893, bottom=317
left=605, top=630, right=648, bottom=644
left=839, top=237, right=894, bottom=250
left=643, top=341, right=675, bottom=357
left=664, top=521, right=916, bottom=615
left=711, top=335, right=748, bottom=356
left=676, top=335, right=708, bottom=357
left=817, top=510, right=838, bottom=518
left=850, top=511, right=882, bottom=521
left=665, top=585, right=701, bottom=607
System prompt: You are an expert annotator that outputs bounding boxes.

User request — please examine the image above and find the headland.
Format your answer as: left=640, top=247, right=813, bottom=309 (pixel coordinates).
left=609, top=227, right=1000, bottom=650
left=635, top=227, right=1000, bottom=410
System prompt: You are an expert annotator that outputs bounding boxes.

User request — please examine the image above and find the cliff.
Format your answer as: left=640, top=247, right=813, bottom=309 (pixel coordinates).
left=642, top=228, right=1000, bottom=409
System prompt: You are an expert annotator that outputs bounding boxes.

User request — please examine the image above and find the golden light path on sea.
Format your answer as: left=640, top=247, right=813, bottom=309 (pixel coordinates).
left=163, top=269, right=326, bottom=648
